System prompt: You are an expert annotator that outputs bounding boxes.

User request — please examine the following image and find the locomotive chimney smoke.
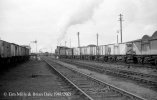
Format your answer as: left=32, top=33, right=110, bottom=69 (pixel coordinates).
left=57, top=0, right=103, bottom=44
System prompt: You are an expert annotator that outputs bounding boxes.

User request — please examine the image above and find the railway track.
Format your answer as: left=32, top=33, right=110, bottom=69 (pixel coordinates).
left=42, top=57, right=146, bottom=100
left=60, top=59, right=157, bottom=89
left=92, top=60, right=157, bottom=69
left=69, top=59, right=157, bottom=77
left=95, top=61, right=157, bottom=69
left=41, top=59, right=93, bottom=100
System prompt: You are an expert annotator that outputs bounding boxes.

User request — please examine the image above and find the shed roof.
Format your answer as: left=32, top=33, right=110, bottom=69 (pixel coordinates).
left=142, top=35, right=150, bottom=41
left=151, top=31, right=157, bottom=39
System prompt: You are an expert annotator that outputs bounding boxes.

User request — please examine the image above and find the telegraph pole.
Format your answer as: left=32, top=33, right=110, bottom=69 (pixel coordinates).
left=34, top=40, right=37, bottom=54
left=117, top=30, right=119, bottom=44
left=96, top=33, right=99, bottom=55
left=119, top=14, right=124, bottom=43
left=77, top=32, right=81, bottom=58
left=77, top=32, right=80, bottom=47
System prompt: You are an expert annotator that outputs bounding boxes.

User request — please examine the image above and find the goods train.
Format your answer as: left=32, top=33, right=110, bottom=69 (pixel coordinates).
left=0, top=40, right=30, bottom=66
left=55, top=31, right=157, bottom=65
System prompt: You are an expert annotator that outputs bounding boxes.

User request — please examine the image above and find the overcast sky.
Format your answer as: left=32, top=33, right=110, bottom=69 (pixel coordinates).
left=0, top=0, right=157, bottom=53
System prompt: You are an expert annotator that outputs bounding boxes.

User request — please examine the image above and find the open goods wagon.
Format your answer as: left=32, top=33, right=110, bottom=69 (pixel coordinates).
left=55, top=31, right=157, bottom=65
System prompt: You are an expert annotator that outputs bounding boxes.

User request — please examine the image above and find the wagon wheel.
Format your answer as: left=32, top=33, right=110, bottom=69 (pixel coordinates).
left=143, top=58, right=148, bottom=64
left=125, top=59, right=128, bottom=64
left=138, top=58, right=143, bottom=64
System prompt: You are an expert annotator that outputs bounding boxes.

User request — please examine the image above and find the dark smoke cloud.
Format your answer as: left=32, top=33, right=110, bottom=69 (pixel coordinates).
left=57, top=0, right=103, bottom=45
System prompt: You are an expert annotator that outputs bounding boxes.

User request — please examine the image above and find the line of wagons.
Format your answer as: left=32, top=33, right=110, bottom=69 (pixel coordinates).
left=55, top=31, right=157, bottom=65
left=0, top=40, right=30, bottom=65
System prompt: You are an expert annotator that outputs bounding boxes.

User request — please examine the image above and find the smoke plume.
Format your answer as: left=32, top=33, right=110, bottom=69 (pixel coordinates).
left=57, top=0, right=103, bottom=45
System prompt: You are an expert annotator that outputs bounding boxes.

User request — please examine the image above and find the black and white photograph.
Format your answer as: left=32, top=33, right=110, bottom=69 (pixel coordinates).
left=0, top=0, right=157, bottom=100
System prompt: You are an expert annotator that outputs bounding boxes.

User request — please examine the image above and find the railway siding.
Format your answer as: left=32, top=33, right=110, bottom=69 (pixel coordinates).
left=43, top=57, right=148, bottom=100
left=50, top=57, right=157, bottom=100
left=70, top=59, right=157, bottom=77
left=61, top=59, right=157, bottom=87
